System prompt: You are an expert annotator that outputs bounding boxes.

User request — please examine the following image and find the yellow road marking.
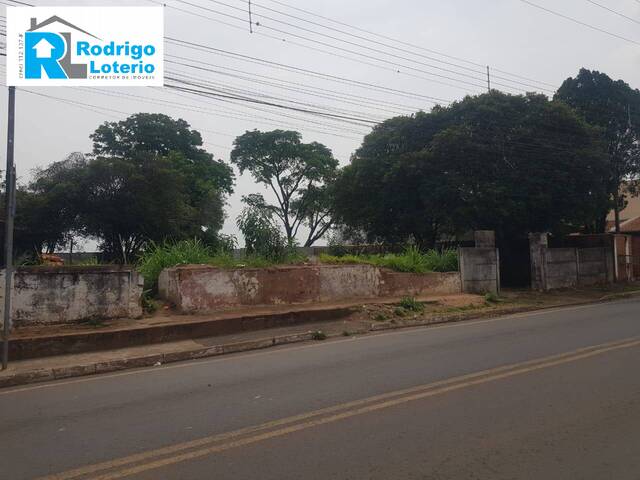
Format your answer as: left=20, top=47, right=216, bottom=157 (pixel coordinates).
left=35, top=335, right=640, bottom=480
left=2, top=300, right=622, bottom=396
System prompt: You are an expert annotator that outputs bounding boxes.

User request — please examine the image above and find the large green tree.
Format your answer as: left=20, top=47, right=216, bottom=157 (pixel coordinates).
left=231, top=130, right=338, bottom=247
left=333, top=92, right=609, bottom=246
left=555, top=69, right=640, bottom=232
left=7, top=114, right=236, bottom=263
left=86, top=113, right=235, bottom=260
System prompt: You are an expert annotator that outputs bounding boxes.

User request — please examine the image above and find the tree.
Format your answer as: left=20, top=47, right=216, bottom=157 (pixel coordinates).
left=333, top=92, right=609, bottom=246
left=86, top=113, right=235, bottom=260
left=1, top=153, right=87, bottom=263
left=28, top=152, right=88, bottom=252
left=91, top=113, right=234, bottom=196
left=236, top=197, right=287, bottom=260
left=231, top=130, right=338, bottom=247
left=78, top=152, right=198, bottom=262
left=555, top=69, right=640, bottom=232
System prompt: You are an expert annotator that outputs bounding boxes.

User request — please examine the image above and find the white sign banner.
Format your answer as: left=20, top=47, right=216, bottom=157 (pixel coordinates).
left=6, top=7, right=164, bottom=86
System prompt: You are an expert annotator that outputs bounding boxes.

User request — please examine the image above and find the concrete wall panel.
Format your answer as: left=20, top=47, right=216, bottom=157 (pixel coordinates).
left=459, top=248, right=499, bottom=295
left=160, top=264, right=462, bottom=313
left=1, top=266, right=143, bottom=327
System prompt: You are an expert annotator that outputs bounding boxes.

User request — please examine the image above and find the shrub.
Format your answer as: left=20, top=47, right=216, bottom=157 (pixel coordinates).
left=311, top=330, right=327, bottom=341
left=398, top=297, right=425, bottom=313
left=237, top=206, right=288, bottom=261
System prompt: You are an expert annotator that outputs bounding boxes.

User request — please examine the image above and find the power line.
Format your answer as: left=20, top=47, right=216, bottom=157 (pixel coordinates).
left=0, top=77, right=368, bottom=141
left=228, top=0, right=555, bottom=93
left=519, top=0, right=640, bottom=46
left=166, top=68, right=393, bottom=121
left=194, top=0, right=495, bottom=87
left=165, top=56, right=426, bottom=114
left=167, top=0, right=491, bottom=93
left=166, top=37, right=451, bottom=104
left=166, top=0, right=484, bottom=93
left=165, top=77, right=378, bottom=126
left=260, top=0, right=557, bottom=89
left=155, top=85, right=367, bottom=138
left=164, top=1, right=475, bottom=93
left=583, top=0, right=640, bottom=26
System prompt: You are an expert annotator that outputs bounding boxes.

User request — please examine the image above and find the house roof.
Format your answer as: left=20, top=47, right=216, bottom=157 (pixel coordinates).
left=609, top=216, right=640, bottom=233
left=29, top=15, right=100, bottom=40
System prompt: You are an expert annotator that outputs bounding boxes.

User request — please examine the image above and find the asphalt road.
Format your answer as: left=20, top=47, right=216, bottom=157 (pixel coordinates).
left=2, top=298, right=640, bottom=480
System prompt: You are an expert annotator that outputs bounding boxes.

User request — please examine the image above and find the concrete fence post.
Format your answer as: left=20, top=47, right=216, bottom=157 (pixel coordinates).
left=459, top=231, right=499, bottom=295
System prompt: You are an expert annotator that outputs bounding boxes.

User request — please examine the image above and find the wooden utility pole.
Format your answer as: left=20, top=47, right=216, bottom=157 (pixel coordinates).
left=487, top=66, right=491, bottom=93
left=2, top=86, right=16, bottom=371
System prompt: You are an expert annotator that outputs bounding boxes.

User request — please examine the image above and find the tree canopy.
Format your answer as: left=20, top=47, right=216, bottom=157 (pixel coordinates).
left=6, top=114, right=236, bottom=263
left=231, top=129, right=338, bottom=247
left=555, top=68, right=640, bottom=231
left=333, top=92, right=609, bottom=247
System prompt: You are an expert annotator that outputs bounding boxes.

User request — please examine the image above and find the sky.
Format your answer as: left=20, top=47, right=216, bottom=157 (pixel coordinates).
left=1, top=0, right=640, bottom=250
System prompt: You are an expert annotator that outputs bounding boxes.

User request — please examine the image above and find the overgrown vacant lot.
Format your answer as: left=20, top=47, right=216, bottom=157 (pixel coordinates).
left=138, top=239, right=307, bottom=291
left=318, top=247, right=458, bottom=274
left=138, top=241, right=459, bottom=293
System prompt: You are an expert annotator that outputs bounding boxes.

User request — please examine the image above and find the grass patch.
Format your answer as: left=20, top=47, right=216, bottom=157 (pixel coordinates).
left=319, top=246, right=457, bottom=274
left=138, top=239, right=307, bottom=292
left=398, top=297, right=425, bottom=313
left=484, top=292, right=499, bottom=303
left=394, top=307, right=407, bottom=317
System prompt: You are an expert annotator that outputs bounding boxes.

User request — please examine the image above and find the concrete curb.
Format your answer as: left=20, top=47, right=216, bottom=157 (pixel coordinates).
left=2, top=290, right=640, bottom=389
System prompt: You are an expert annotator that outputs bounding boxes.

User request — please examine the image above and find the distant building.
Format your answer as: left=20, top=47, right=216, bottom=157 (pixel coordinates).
left=607, top=195, right=640, bottom=233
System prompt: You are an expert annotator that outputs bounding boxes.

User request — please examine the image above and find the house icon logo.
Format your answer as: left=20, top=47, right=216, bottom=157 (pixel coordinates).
left=25, top=15, right=100, bottom=79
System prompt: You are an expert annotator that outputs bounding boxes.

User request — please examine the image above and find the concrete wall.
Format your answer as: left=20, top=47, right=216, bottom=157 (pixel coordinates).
left=458, top=248, right=500, bottom=295
left=0, top=266, right=144, bottom=328
left=577, top=247, right=613, bottom=286
left=159, top=264, right=461, bottom=313
left=529, top=233, right=614, bottom=291
left=544, top=248, right=579, bottom=290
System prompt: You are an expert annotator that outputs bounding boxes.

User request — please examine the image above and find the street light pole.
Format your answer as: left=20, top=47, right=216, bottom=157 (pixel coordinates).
left=3, top=86, right=16, bottom=371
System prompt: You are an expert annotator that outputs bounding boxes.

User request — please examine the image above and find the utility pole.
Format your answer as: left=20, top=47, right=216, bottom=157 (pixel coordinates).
left=487, top=66, right=491, bottom=93
left=2, top=86, right=16, bottom=371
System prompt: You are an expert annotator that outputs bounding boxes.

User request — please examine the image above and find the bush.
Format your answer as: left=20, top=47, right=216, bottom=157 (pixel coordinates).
left=237, top=206, right=288, bottom=261
left=311, top=330, right=327, bottom=341
left=398, top=297, right=425, bottom=313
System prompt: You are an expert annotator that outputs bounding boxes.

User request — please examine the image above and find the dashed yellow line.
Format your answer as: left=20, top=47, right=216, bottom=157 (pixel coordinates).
left=35, top=335, right=640, bottom=480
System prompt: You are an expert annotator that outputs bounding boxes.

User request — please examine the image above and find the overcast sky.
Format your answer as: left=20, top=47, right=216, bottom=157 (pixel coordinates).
left=2, top=0, right=640, bottom=249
